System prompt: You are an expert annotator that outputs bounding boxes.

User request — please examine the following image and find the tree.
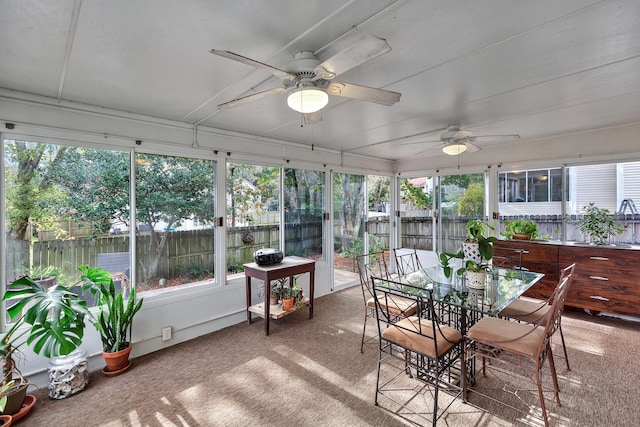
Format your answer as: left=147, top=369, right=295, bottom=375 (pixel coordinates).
left=4, top=141, right=68, bottom=240
left=400, top=178, right=432, bottom=210
left=368, top=176, right=390, bottom=212
left=334, top=173, right=365, bottom=252
left=457, top=182, right=484, bottom=217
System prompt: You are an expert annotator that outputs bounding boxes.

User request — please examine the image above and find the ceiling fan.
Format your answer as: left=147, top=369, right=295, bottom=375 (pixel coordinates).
left=210, top=35, right=401, bottom=115
left=403, top=125, right=520, bottom=155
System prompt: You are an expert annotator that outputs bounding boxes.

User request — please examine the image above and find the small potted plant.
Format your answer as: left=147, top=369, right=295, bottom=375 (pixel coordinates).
left=463, top=219, right=498, bottom=262
left=455, top=260, right=492, bottom=290
left=280, top=279, right=303, bottom=310
left=501, top=219, right=538, bottom=240
left=575, top=203, right=624, bottom=245
left=82, top=267, right=143, bottom=376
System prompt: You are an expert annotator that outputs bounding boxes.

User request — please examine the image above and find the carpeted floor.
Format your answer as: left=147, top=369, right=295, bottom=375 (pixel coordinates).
left=21, top=286, right=640, bottom=426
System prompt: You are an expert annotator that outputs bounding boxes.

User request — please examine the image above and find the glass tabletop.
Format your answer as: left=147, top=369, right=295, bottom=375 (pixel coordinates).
left=390, top=265, right=544, bottom=316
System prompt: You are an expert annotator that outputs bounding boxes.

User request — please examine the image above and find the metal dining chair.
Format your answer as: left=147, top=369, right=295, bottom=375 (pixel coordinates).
left=462, top=263, right=575, bottom=427
left=372, top=275, right=463, bottom=426
left=499, top=263, right=576, bottom=370
left=356, top=252, right=417, bottom=352
left=393, top=247, right=423, bottom=276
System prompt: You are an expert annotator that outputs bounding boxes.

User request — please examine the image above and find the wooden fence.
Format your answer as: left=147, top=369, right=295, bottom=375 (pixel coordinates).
left=8, top=214, right=639, bottom=283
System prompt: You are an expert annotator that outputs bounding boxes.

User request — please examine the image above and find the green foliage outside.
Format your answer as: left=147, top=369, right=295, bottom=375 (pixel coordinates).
left=400, top=178, right=432, bottom=210
left=342, top=234, right=385, bottom=259
left=457, top=182, right=484, bottom=217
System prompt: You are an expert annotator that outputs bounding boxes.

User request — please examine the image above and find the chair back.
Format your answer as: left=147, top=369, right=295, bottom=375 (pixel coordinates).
left=356, top=251, right=389, bottom=302
left=393, top=248, right=423, bottom=276
left=538, top=263, right=575, bottom=352
left=371, top=276, right=458, bottom=355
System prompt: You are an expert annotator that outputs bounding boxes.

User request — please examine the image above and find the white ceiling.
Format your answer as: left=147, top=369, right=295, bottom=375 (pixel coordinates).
left=2, top=0, right=640, bottom=165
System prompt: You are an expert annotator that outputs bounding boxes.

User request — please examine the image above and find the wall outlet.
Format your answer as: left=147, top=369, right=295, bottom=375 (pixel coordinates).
left=161, top=326, right=172, bottom=341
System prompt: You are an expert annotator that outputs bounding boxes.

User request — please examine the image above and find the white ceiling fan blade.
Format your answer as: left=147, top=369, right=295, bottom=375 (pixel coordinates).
left=465, top=141, right=481, bottom=152
left=469, top=134, right=520, bottom=142
left=314, top=35, right=391, bottom=80
left=210, top=49, right=296, bottom=80
left=326, top=82, right=401, bottom=106
left=217, top=87, right=286, bottom=109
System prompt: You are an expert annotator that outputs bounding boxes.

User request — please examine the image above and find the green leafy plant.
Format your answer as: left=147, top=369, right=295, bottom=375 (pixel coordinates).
left=465, top=219, right=498, bottom=261
left=455, top=259, right=492, bottom=276
left=82, top=267, right=144, bottom=353
left=438, top=250, right=463, bottom=278
left=501, top=219, right=538, bottom=240
left=280, top=277, right=303, bottom=303
left=1, top=265, right=105, bottom=384
left=575, top=203, right=623, bottom=245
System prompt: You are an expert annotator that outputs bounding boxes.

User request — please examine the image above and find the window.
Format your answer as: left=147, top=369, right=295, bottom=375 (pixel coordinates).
left=134, top=153, right=216, bottom=293
left=226, top=162, right=280, bottom=274
left=284, top=168, right=325, bottom=261
left=3, top=138, right=131, bottom=307
left=499, top=168, right=565, bottom=203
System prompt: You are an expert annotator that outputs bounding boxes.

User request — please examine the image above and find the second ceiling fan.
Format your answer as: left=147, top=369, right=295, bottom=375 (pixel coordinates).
left=210, top=35, right=401, bottom=114
left=403, top=125, right=521, bottom=156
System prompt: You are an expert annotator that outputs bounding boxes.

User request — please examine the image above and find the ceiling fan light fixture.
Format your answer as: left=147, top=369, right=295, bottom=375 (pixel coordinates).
left=287, top=88, right=328, bottom=113
left=442, top=141, right=467, bottom=155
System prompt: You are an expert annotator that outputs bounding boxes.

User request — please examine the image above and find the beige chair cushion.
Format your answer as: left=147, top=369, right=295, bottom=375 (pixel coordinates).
left=367, top=295, right=417, bottom=316
left=500, top=297, right=550, bottom=325
left=382, top=316, right=462, bottom=358
left=467, top=316, right=544, bottom=358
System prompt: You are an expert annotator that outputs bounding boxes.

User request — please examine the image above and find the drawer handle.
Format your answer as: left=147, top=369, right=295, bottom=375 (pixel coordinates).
left=589, top=256, right=609, bottom=261
left=589, top=276, right=609, bottom=281
left=590, top=296, right=610, bottom=301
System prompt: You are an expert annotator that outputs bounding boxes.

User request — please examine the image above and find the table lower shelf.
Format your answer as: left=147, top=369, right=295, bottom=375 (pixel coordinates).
left=249, top=297, right=310, bottom=320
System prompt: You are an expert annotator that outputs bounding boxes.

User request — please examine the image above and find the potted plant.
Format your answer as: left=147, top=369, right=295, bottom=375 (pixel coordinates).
left=575, top=203, right=624, bottom=245
left=501, top=218, right=538, bottom=240
left=2, top=265, right=100, bottom=401
left=280, top=280, right=303, bottom=310
left=82, top=267, right=143, bottom=375
left=463, top=219, right=498, bottom=262
left=455, top=260, right=492, bottom=290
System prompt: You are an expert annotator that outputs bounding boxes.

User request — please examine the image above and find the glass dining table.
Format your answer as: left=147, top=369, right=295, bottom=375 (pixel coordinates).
left=384, top=265, right=544, bottom=334
left=372, top=264, right=545, bottom=385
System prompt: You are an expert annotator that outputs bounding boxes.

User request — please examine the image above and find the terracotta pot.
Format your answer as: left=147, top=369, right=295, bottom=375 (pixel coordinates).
left=282, top=297, right=294, bottom=310
left=511, top=233, right=530, bottom=240
left=0, top=414, right=12, bottom=426
left=102, top=345, right=132, bottom=375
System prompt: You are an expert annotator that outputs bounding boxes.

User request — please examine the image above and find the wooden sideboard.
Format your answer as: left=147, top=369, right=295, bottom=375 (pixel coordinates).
left=493, top=239, right=640, bottom=317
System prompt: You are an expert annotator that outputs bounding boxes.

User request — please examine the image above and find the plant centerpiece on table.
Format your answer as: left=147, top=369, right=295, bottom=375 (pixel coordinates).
left=501, top=219, right=538, bottom=240
left=453, top=220, right=498, bottom=290
left=463, top=219, right=498, bottom=262
left=1, top=265, right=103, bottom=402
left=82, top=267, right=143, bottom=376
left=575, top=202, right=624, bottom=245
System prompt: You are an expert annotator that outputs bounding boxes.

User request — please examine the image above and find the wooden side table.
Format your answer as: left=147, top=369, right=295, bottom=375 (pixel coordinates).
left=244, top=256, right=316, bottom=335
